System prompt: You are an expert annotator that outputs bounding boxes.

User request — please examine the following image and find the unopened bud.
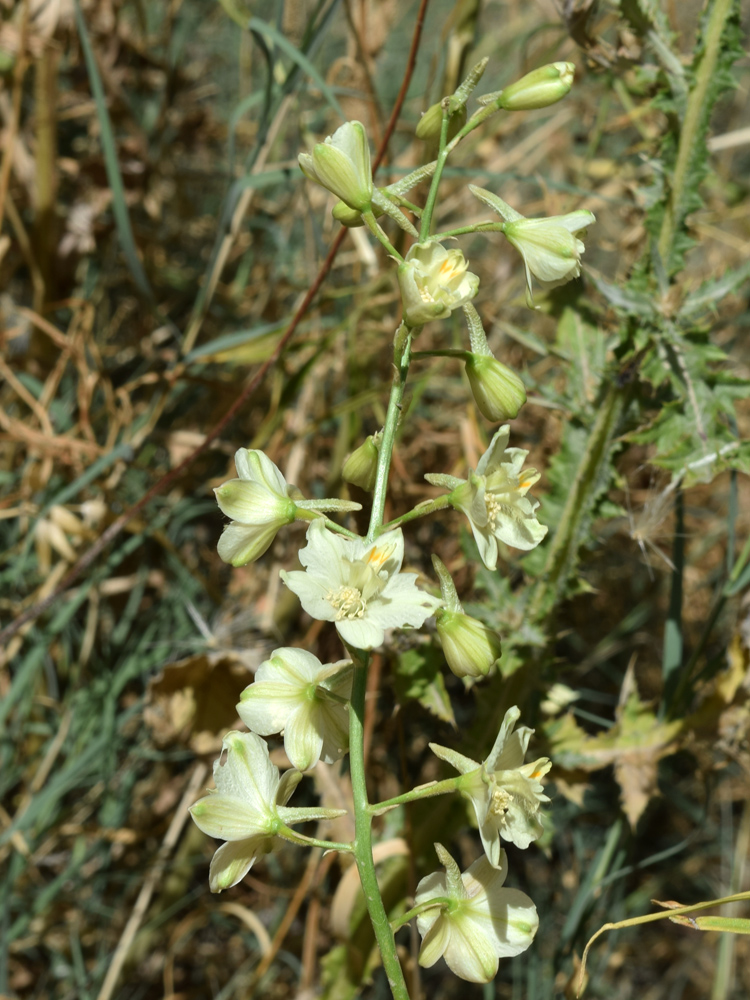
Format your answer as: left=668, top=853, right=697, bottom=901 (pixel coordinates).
left=416, top=101, right=467, bottom=142
left=482, top=62, right=575, bottom=112
left=436, top=609, right=503, bottom=678
left=342, top=435, right=380, bottom=492
left=465, top=355, right=526, bottom=422
left=332, top=200, right=366, bottom=227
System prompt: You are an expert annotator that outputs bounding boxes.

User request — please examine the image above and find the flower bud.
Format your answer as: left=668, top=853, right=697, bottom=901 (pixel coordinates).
left=465, top=354, right=526, bottom=422
left=332, top=200, right=366, bottom=227
left=436, top=608, right=503, bottom=678
left=415, top=101, right=467, bottom=142
left=398, top=241, right=479, bottom=328
left=298, top=120, right=373, bottom=211
left=342, top=434, right=381, bottom=492
left=488, top=62, right=575, bottom=111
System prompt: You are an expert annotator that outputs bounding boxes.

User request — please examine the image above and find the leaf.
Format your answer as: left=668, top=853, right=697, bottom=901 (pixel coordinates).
left=631, top=325, right=750, bottom=484
left=651, top=0, right=744, bottom=273
left=393, top=646, right=456, bottom=726
left=588, top=273, right=656, bottom=319
left=553, top=306, right=607, bottom=409
left=679, top=261, right=750, bottom=319
left=546, top=669, right=681, bottom=826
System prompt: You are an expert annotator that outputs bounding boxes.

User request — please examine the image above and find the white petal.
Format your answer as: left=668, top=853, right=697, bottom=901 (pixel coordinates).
left=476, top=427, right=511, bottom=476
left=236, top=681, right=300, bottom=736
left=335, top=616, right=385, bottom=650
left=214, top=480, right=290, bottom=525
left=317, top=704, right=350, bottom=764
left=417, top=913, right=452, bottom=969
left=217, top=521, right=278, bottom=566
left=214, top=731, right=279, bottom=809
left=281, top=570, right=337, bottom=623
left=484, top=707, right=522, bottom=770
left=442, top=916, right=499, bottom=982
left=190, top=793, right=271, bottom=841
left=469, top=522, right=499, bottom=571
left=484, top=887, right=539, bottom=957
left=283, top=702, right=325, bottom=771
left=208, top=837, right=262, bottom=892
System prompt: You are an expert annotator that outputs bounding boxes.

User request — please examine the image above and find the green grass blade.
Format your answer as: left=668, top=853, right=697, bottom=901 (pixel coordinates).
left=73, top=0, right=155, bottom=304
left=248, top=16, right=345, bottom=123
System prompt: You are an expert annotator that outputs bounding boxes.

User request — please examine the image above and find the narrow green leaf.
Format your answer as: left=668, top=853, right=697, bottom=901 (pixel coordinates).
left=73, top=0, right=154, bottom=303
left=248, top=17, right=345, bottom=123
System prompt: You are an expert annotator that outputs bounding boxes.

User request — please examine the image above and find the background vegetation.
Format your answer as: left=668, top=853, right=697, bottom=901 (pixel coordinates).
left=1, top=0, right=749, bottom=998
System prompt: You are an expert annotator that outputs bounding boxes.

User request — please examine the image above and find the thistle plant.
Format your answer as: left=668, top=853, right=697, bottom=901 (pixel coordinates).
left=192, top=59, right=592, bottom=997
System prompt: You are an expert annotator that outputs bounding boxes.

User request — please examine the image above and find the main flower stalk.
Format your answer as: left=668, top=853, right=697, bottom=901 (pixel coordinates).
left=349, top=651, right=410, bottom=1000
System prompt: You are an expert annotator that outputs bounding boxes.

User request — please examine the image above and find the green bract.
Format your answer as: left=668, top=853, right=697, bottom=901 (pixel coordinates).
left=298, top=120, right=373, bottom=211
left=237, top=648, right=353, bottom=772
left=189, top=731, right=346, bottom=892
left=415, top=843, right=539, bottom=982
left=397, top=241, right=479, bottom=328
left=430, top=706, right=551, bottom=858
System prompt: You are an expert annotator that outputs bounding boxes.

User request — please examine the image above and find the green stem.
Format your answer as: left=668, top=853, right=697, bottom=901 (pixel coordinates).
left=419, top=102, right=452, bottom=240
left=528, top=383, right=627, bottom=623
left=656, top=0, right=735, bottom=269
left=411, top=349, right=469, bottom=360
left=381, top=495, right=453, bottom=533
left=391, top=897, right=451, bottom=931
left=367, top=324, right=414, bottom=541
left=295, top=509, right=360, bottom=538
left=369, top=776, right=461, bottom=815
left=432, top=221, right=504, bottom=240
left=349, top=652, right=411, bottom=1000
left=277, top=827, right=353, bottom=852
left=363, top=210, right=404, bottom=261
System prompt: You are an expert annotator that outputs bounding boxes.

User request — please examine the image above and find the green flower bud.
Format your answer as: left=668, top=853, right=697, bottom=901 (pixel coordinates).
left=342, top=434, right=381, bottom=492
left=298, top=120, right=373, bottom=211
left=415, top=101, right=467, bottom=142
left=436, top=609, right=503, bottom=678
left=487, top=62, right=575, bottom=111
left=332, top=200, right=366, bottom=227
left=431, top=554, right=502, bottom=679
left=465, top=354, right=526, bottom=422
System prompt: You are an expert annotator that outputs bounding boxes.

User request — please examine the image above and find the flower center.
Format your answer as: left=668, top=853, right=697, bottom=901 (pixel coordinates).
left=327, top=585, right=366, bottom=620
left=485, top=494, right=505, bottom=531
left=490, top=786, right=512, bottom=816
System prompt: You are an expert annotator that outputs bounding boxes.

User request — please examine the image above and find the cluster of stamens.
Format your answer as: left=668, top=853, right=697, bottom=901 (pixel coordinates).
left=327, top=585, right=366, bottom=620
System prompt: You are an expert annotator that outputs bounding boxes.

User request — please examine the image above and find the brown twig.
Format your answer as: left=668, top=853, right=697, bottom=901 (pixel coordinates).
left=0, top=0, right=430, bottom=650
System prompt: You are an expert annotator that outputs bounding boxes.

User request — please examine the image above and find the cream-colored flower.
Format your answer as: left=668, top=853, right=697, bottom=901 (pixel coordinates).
left=470, top=185, right=594, bottom=305
left=190, top=731, right=346, bottom=892
left=426, top=426, right=547, bottom=570
left=430, top=706, right=551, bottom=860
left=237, top=648, right=352, bottom=772
left=397, top=241, right=479, bottom=328
left=215, top=449, right=360, bottom=567
left=281, top=519, right=441, bottom=650
left=298, top=120, right=372, bottom=211
left=415, top=843, right=538, bottom=982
